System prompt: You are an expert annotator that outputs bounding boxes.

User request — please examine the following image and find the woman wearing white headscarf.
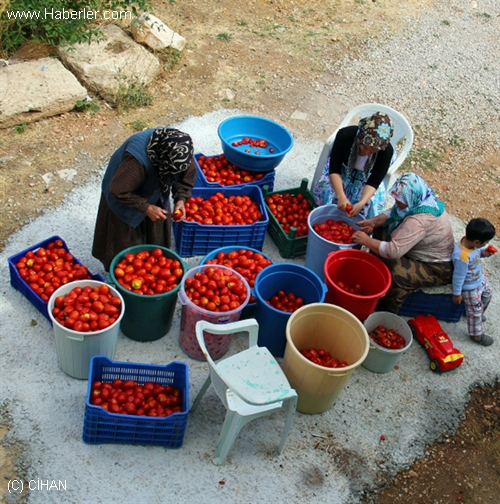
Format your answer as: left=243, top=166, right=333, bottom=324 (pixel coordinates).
left=92, top=127, right=196, bottom=271
left=352, top=172, right=454, bottom=313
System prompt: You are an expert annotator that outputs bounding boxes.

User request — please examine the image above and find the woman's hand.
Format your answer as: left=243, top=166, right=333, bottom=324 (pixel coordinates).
left=357, top=219, right=375, bottom=235
left=352, top=230, right=370, bottom=246
left=146, top=204, right=168, bottom=222
left=336, top=197, right=351, bottom=212
left=348, top=202, right=364, bottom=217
left=173, top=200, right=186, bottom=220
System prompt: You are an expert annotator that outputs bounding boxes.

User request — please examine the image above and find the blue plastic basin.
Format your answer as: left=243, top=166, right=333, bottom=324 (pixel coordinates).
left=218, top=115, right=294, bottom=172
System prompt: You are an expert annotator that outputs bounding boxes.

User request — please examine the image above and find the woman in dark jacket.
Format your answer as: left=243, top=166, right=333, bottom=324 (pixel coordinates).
left=92, top=127, right=196, bottom=271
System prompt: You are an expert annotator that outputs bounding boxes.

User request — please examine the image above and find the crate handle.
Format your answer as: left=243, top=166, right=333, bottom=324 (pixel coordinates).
left=65, top=333, right=85, bottom=342
left=328, top=370, right=349, bottom=377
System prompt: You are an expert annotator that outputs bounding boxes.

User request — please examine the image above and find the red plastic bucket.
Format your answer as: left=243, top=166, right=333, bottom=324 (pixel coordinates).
left=324, top=249, right=391, bottom=322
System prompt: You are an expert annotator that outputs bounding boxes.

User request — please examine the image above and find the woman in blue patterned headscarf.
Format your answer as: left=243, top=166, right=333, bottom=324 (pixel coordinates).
left=352, top=172, right=454, bottom=314
left=313, top=112, right=395, bottom=219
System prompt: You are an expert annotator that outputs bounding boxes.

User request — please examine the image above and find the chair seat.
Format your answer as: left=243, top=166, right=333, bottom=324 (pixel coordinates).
left=217, top=347, right=293, bottom=405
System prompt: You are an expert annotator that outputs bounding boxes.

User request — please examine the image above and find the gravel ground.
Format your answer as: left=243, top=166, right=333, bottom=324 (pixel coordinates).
left=1, top=109, right=499, bottom=504
left=2, top=1, right=500, bottom=502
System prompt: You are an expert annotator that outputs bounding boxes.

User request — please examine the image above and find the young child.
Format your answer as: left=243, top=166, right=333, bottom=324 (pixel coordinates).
left=452, top=218, right=496, bottom=346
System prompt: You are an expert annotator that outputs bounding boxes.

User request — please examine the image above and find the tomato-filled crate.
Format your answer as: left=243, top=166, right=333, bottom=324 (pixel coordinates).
left=194, top=153, right=275, bottom=191
left=263, top=178, right=318, bottom=258
left=83, top=357, right=189, bottom=448
left=173, top=185, right=269, bottom=257
left=8, top=235, right=104, bottom=323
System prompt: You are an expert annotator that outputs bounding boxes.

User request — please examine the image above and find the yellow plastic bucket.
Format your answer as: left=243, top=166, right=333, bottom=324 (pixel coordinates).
left=282, top=303, right=369, bottom=414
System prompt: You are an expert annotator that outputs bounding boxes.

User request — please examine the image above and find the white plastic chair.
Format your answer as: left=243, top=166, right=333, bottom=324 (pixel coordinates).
left=311, top=103, right=414, bottom=194
left=190, top=318, right=298, bottom=466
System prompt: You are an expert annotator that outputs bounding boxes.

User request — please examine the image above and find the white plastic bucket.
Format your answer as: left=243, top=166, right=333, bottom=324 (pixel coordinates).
left=362, top=312, right=413, bottom=374
left=282, top=303, right=369, bottom=414
left=305, top=204, right=362, bottom=280
left=48, top=280, right=124, bottom=379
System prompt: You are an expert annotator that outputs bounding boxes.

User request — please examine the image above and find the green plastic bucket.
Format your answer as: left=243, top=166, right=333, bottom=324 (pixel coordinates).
left=109, top=245, right=188, bottom=342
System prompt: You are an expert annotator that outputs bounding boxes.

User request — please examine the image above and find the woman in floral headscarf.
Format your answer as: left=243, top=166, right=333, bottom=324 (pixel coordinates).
left=313, top=112, right=395, bottom=218
left=92, top=127, right=196, bottom=271
left=352, top=172, right=455, bottom=313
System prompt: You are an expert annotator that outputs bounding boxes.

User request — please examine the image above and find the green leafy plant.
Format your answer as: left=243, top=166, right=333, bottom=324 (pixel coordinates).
left=75, top=97, right=100, bottom=113
left=216, top=32, right=232, bottom=41
left=442, top=19, right=450, bottom=26
left=0, top=0, right=150, bottom=58
left=13, top=121, right=27, bottom=134
left=238, top=20, right=247, bottom=26
left=113, top=75, right=153, bottom=112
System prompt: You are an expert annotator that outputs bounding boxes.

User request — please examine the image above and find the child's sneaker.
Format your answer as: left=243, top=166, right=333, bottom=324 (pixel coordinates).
left=471, top=334, right=494, bottom=346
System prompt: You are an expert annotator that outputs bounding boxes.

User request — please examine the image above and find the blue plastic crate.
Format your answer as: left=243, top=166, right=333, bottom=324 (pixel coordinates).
left=194, top=152, right=275, bottom=191
left=83, top=357, right=189, bottom=448
left=173, top=185, right=269, bottom=257
left=8, top=235, right=104, bottom=322
left=398, top=289, right=465, bottom=323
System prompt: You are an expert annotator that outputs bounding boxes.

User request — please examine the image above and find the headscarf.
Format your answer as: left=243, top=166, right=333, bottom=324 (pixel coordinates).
left=345, top=112, right=394, bottom=181
left=384, top=172, right=445, bottom=233
left=146, top=128, right=194, bottom=193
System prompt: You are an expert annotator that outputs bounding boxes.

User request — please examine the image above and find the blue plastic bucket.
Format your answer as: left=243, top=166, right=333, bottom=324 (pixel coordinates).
left=253, top=263, right=327, bottom=357
left=305, top=205, right=362, bottom=281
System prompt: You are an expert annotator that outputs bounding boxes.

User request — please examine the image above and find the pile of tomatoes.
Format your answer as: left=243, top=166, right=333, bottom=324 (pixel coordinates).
left=184, top=192, right=263, bottom=225
left=14, top=239, right=93, bottom=302
left=52, top=283, right=121, bottom=332
left=231, top=137, right=274, bottom=154
left=336, top=280, right=363, bottom=295
left=266, top=290, right=304, bottom=313
left=113, top=248, right=183, bottom=295
left=197, top=154, right=267, bottom=186
left=90, top=379, right=183, bottom=417
left=300, top=347, right=349, bottom=368
left=265, top=192, right=313, bottom=236
left=183, top=266, right=248, bottom=312
left=313, top=219, right=355, bottom=244
left=369, top=324, right=407, bottom=350
left=204, top=249, right=272, bottom=303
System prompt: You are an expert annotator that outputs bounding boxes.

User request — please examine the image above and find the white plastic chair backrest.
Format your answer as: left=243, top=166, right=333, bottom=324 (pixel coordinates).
left=311, top=103, right=413, bottom=190
left=195, top=319, right=259, bottom=408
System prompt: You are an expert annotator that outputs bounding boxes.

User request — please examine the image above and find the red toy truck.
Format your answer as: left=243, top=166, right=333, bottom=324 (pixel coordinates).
left=407, top=314, right=464, bottom=372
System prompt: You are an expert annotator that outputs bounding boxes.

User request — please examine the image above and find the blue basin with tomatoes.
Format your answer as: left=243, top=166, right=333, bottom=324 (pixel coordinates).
left=218, top=115, right=294, bottom=172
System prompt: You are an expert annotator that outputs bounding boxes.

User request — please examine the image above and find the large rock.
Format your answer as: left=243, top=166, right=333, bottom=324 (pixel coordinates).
left=0, top=57, right=87, bottom=128
left=58, top=24, right=160, bottom=103
left=131, top=13, right=186, bottom=51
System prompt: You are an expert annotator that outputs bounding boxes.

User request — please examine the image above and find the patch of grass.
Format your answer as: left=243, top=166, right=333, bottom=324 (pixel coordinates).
left=238, top=20, right=248, bottom=26
left=482, top=12, right=491, bottom=19
left=216, top=32, right=233, bottom=41
left=159, top=48, right=182, bottom=72
left=407, top=147, right=441, bottom=171
left=129, top=119, right=150, bottom=132
left=442, top=20, right=450, bottom=26
left=448, top=134, right=464, bottom=148
left=113, top=75, right=153, bottom=113
left=428, top=63, right=438, bottom=69
left=13, top=122, right=27, bottom=134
